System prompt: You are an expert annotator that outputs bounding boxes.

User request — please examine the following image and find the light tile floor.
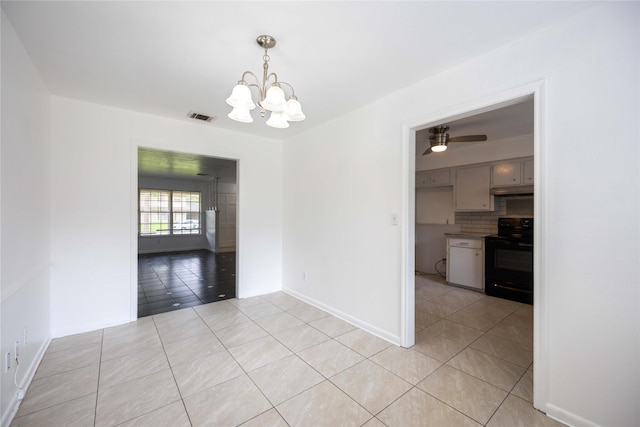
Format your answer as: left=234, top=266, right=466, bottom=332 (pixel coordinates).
left=11, top=274, right=565, bottom=426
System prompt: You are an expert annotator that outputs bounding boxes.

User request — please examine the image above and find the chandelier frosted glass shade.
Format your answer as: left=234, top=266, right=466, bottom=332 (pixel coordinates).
left=266, top=111, right=290, bottom=128
left=262, top=85, right=287, bottom=112
left=226, top=84, right=256, bottom=110
left=226, top=35, right=305, bottom=128
left=228, top=105, right=254, bottom=123
left=285, top=98, right=306, bottom=122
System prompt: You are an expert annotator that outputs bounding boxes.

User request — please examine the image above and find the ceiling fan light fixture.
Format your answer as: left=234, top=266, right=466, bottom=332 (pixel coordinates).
left=226, top=35, right=305, bottom=127
left=431, top=144, right=447, bottom=153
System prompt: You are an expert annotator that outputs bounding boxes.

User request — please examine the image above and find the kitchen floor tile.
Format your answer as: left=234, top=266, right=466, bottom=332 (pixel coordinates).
left=297, top=339, right=364, bottom=378
left=447, top=348, right=526, bottom=391
left=272, top=323, right=331, bottom=353
left=248, top=354, right=324, bottom=405
left=227, top=335, right=292, bottom=372
left=331, top=360, right=412, bottom=414
left=94, top=369, right=180, bottom=427
left=470, top=333, right=533, bottom=367
left=183, top=375, right=272, bottom=426
left=417, top=365, right=508, bottom=424
left=213, top=320, right=269, bottom=348
left=276, top=381, right=372, bottom=427
left=335, top=328, right=392, bottom=358
left=309, top=315, right=357, bottom=337
left=425, top=319, right=485, bottom=346
left=239, top=408, right=289, bottom=427
left=253, top=311, right=305, bottom=334
left=171, top=350, right=244, bottom=397
left=10, top=394, right=96, bottom=427
left=487, top=395, right=565, bottom=427
left=370, top=346, right=442, bottom=385
left=17, top=365, right=99, bottom=417
left=116, top=401, right=191, bottom=427
left=161, top=331, right=224, bottom=367
left=33, top=343, right=101, bottom=380
left=377, top=387, right=480, bottom=427
left=413, top=329, right=469, bottom=362
left=511, top=369, right=534, bottom=402
left=98, top=346, right=169, bottom=389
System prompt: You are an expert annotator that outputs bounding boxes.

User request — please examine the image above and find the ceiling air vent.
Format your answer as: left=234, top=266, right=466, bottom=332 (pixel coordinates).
left=187, top=111, right=216, bottom=123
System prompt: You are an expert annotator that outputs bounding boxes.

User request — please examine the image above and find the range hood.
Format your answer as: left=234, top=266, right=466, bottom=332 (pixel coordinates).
left=491, top=185, right=534, bottom=196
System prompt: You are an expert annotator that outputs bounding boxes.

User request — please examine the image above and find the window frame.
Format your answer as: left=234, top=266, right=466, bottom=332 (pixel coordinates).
left=138, top=189, right=202, bottom=237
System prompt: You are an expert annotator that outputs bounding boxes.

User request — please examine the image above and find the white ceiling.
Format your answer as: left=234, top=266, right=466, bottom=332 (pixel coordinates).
left=2, top=1, right=595, bottom=141
left=415, top=98, right=534, bottom=156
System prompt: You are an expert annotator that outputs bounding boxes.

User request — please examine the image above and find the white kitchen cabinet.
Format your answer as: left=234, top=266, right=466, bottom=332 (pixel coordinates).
left=455, top=166, right=494, bottom=211
left=447, top=238, right=484, bottom=290
left=523, top=159, right=534, bottom=184
left=492, top=158, right=534, bottom=187
left=416, top=169, right=451, bottom=188
left=492, top=161, right=522, bottom=186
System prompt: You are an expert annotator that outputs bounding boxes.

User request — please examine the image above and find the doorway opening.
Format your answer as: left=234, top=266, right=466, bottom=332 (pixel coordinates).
left=403, top=83, right=546, bottom=410
left=136, top=147, right=238, bottom=317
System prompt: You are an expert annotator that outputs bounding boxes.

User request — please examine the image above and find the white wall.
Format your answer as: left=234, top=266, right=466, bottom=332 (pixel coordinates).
left=0, top=11, right=52, bottom=425
left=50, top=97, right=283, bottom=337
left=283, top=3, right=639, bottom=426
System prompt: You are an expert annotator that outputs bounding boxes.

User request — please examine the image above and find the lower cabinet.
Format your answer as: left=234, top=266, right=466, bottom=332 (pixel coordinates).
left=446, top=238, right=484, bottom=290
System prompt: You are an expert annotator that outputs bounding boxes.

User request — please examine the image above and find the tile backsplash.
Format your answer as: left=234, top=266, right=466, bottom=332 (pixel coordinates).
left=454, top=197, right=533, bottom=235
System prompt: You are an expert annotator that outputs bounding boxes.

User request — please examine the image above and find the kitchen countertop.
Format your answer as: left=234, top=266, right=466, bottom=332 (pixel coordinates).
left=444, top=233, right=489, bottom=239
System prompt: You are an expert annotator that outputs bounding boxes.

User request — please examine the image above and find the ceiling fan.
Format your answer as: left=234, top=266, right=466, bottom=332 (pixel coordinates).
left=421, top=125, right=487, bottom=155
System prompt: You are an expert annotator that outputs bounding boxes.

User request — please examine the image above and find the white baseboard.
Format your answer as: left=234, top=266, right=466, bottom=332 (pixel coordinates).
left=283, top=288, right=401, bottom=346
left=1, top=338, right=51, bottom=427
left=545, top=403, right=600, bottom=427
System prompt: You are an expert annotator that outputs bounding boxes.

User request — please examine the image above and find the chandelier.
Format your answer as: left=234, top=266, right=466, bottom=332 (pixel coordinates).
left=226, top=35, right=305, bottom=128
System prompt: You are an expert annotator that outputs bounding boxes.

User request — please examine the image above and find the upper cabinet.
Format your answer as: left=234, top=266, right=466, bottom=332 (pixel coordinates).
left=417, top=156, right=532, bottom=213
left=523, top=159, right=534, bottom=184
left=455, top=166, right=494, bottom=211
left=492, top=158, right=533, bottom=187
left=416, top=169, right=451, bottom=188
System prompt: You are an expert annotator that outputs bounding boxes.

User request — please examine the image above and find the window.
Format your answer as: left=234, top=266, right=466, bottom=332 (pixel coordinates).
left=139, top=189, right=201, bottom=236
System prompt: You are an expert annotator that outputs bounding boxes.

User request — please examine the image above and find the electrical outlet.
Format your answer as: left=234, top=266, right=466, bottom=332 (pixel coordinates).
left=303, top=272, right=308, bottom=281
left=442, top=258, right=447, bottom=265
left=23, top=327, right=28, bottom=347
left=5, top=351, right=11, bottom=372
left=14, top=340, right=20, bottom=360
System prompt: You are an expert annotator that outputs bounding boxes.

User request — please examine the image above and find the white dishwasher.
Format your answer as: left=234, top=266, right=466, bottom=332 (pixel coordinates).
left=446, top=237, right=484, bottom=290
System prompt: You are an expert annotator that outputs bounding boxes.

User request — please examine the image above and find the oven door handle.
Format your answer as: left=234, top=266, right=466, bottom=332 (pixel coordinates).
left=518, top=243, right=533, bottom=247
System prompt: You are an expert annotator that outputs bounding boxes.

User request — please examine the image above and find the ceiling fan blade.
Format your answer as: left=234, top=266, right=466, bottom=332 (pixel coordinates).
left=422, top=146, right=433, bottom=155
left=449, top=135, right=487, bottom=143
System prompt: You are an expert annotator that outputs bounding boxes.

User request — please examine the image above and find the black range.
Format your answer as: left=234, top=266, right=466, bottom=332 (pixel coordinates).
left=484, top=217, right=533, bottom=304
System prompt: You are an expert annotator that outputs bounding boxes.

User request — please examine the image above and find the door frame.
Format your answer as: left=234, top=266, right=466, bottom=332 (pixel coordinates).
left=400, top=80, right=548, bottom=412
left=130, top=141, right=240, bottom=320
